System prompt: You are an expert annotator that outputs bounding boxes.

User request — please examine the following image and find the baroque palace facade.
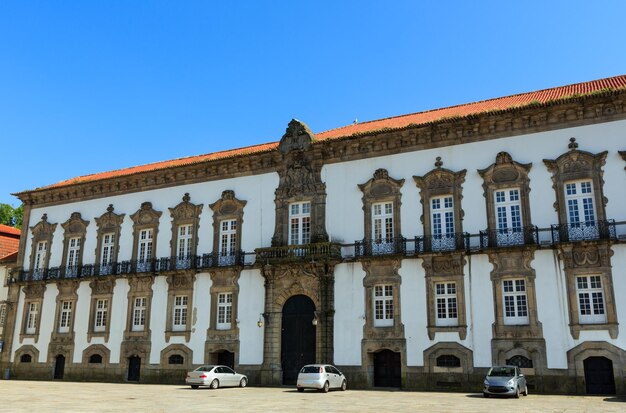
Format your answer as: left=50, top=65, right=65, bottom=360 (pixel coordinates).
left=2, top=75, right=626, bottom=394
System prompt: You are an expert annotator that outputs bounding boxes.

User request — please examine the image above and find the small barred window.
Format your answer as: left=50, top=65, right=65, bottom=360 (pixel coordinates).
left=436, top=354, right=461, bottom=368
left=168, top=354, right=184, bottom=365
left=506, top=355, right=533, bottom=369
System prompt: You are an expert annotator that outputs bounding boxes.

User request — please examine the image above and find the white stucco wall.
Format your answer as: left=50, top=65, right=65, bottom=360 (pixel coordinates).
left=400, top=259, right=425, bottom=366
left=333, top=263, right=365, bottom=365
left=238, top=269, right=265, bottom=365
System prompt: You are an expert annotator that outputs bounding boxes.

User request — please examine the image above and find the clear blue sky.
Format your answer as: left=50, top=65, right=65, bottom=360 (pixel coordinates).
left=1, top=1, right=625, bottom=206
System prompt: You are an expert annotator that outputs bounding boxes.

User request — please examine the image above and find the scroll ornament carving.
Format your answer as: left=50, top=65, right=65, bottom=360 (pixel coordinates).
left=170, top=193, right=203, bottom=221
left=129, top=276, right=154, bottom=293
left=95, top=204, right=125, bottom=230
left=23, top=283, right=46, bottom=299
left=167, top=274, right=194, bottom=290
left=131, top=202, right=162, bottom=226
left=573, top=246, right=600, bottom=267
left=278, top=119, right=315, bottom=154
left=90, top=278, right=115, bottom=295
left=62, top=212, right=89, bottom=235
left=31, top=214, right=57, bottom=238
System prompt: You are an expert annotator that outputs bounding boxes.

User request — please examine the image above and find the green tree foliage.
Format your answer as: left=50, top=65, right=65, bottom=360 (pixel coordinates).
left=0, top=203, right=23, bottom=229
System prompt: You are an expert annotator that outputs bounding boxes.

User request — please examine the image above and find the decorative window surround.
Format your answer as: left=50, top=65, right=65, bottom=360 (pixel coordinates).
left=14, top=345, right=40, bottom=365
left=82, top=344, right=111, bottom=367
left=422, top=255, right=467, bottom=340
left=165, top=273, right=195, bottom=342
left=87, top=278, right=115, bottom=342
left=60, top=212, right=89, bottom=277
left=19, top=283, right=46, bottom=343
left=358, top=169, right=404, bottom=245
left=160, top=344, right=192, bottom=370
left=558, top=243, right=618, bottom=339
left=124, top=276, right=154, bottom=340
left=424, top=342, right=473, bottom=374
left=50, top=280, right=79, bottom=342
left=169, top=193, right=203, bottom=268
left=130, top=202, right=162, bottom=272
left=210, top=190, right=246, bottom=262
left=288, top=201, right=311, bottom=245
left=94, top=205, right=125, bottom=275
left=362, top=259, right=404, bottom=340
left=207, top=268, right=240, bottom=344
left=28, top=214, right=57, bottom=277
left=373, top=284, right=394, bottom=327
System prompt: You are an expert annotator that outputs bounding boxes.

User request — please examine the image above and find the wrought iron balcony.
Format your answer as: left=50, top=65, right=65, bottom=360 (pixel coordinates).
left=255, top=243, right=342, bottom=264
left=415, top=232, right=470, bottom=253
left=196, top=251, right=246, bottom=269
left=551, top=220, right=617, bottom=243
left=354, top=237, right=406, bottom=257
left=479, top=226, right=539, bottom=248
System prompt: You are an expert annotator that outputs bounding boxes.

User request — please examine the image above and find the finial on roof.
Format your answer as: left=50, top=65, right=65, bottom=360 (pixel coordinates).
left=435, top=157, right=443, bottom=168
left=183, top=193, right=191, bottom=202
left=107, top=204, right=114, bottom=213
left=41, top=213, right=48, bottom=222
left=568, top=137, right=578, bottom=150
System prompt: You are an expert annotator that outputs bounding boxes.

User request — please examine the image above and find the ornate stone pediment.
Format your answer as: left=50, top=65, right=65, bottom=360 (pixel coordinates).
left=61, top=212, right=89, bottom=235
left=95, top=204, right=125, bottom=231
left=422, top=255, right=465, bottom=277
left=169, top=193, right=203, bottom=221
left=209, top=190, right=246, bottom=217
left=479, top=151, right=531, bottom=185
left=90, top=278, right=115, bottom=295
left=128, top=275, right=154, bottom=294
left=278, top=119, right=315, bottom=154
left=30, top=213, right=57, bottom=240
left=23, top=283, right=46, bottom=299
left=130, top=202, right=162, bottom=226
left=167, top=273, right=195, bottom=290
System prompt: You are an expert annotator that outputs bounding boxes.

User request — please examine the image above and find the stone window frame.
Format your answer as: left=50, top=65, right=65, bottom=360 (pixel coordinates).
left=165, top=273, right=195, bottom=342
left=543, top=138, right=608, bottom=227
left=358, top=168, right=404, bottom=242
left=424, top=342, right=473, bottom=374
left=488, top=250, right=543, bottom=340
left=362, top=260, right=404, bottom=339
left=87, top=278, right=115, bottom=342
left=27, top=214, right=57, bottom=275
left=160, top=343, right=193, bottom=370
left=19, top=283, right=46, bottom=343
left=130, top=202, right=162, bottom=270
left=82, top=344, right=111, bottom=366
left=124, top=275, right=154, bottom=340
left=169, top=193, right=203, bottom=263
left=478, top=151, right=533, bottom=235
left=414, top=158, right=466, bottom=244
left=51, top=280, right=79, bottom=341
left=566, top=341, right=626, bottom=392
left=209, top=190, right=246, bottom=260
left=94, top=204, right=125, bottom=274
left=422, top=255, right=467, bottom=340
left=559, top=243, right=618, bottom=339
left=59, top=212, right=89, bottom=276
left=14, top=345, right=39, bottom=364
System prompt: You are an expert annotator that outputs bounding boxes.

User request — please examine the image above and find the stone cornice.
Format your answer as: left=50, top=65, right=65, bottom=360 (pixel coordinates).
left=17, top=90, right=626, bottom=208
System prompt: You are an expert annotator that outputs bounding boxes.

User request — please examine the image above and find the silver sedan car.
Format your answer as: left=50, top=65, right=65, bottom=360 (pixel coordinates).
left=185, top=365, right=248, bottom=389
left=296, top=364, right=347, bottom=393
left=483, top=365, right=528, bottom=398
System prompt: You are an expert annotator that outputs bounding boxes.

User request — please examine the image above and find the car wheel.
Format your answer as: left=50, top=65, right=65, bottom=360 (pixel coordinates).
left=239, top=378, right=247, bottom=388
left=210, top=379, right=219, bottom=390
left=320, top=381, right=329, bottom=393
left=514, top=387, right=520, bottom=399
left=190, top=385, right=199, bottom=389
left=297, top=388, right=304, bottom=393
left=340, top=380, right=347, bottom=391
left=483, top=393, right=489, bottom=398
left=523, top=385, right=528, bottom=396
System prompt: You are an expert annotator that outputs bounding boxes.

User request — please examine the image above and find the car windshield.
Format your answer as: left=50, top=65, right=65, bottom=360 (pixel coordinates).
left=300, top=366, right=322, bottom=373
left=194, top=365, right=215, bottom=372
left=488, top=367, right=515, bottom=377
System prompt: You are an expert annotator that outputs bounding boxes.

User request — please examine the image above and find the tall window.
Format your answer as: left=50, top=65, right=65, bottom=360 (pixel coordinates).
left=173, top=295, right=188, bottom=331
left=100, top=233, right=115, bottom=274
left=0, top=304, right=6, bottom=326
left=565, top=180, right=596, bottom=225
left=33, top=241, right=47, bottom=274
left=372, top=202, right=394, bottom=241
left=373, top=285, right=393, bottom=327
left=58, top=301, right=72, bottom=333
left=289, top=202, right=311, bottom=245
left=431, top=195, right=455, bottom=250
left=26, top=302, right=39, bottom=334
left=94, top=299, right=108, bottom=332
left=435, top=282, right=458, bottom=326
left=502, top=279, right=529, bottom=325
left=177, top=225, right=193, bottom=258
left=217, top=292, right=233, bottom=330
left=576, top=275, right=606, bottom=324
left=132, top=297, right=147, bottom=331
left=66, top=237, right=81, bottom=276
left=219, top=219, right=237, bottom=265
left=137, top=228, right=153, bottom=272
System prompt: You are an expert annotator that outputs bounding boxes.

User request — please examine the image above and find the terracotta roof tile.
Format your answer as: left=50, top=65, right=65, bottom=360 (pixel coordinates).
left=0, top=251, right=18, bottom=263
left=22, top=74, right=626, bottom=192
left=0, top=224, right=21, bottom=237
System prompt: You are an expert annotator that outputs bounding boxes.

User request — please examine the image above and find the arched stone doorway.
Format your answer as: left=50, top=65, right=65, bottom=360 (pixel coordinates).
left=584, top=356, right=615, bottom=394
left=374, top=349, right=401, bottom=387
left=53, top=355, right=65, bottom=380
left=281, top=295, right=316, bottom=385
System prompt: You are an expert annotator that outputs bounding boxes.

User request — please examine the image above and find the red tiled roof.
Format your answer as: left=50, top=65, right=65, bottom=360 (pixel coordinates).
left=0, top=230, right=20, bottom=260
left=25, top=74, right=626, bottom=192
left=0, top=224, right=20, bottom=237
left=0, top=251, right=18, bottom=263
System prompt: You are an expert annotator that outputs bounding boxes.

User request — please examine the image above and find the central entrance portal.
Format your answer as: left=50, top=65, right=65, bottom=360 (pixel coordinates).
left=281, top=295, right=316, bottom=385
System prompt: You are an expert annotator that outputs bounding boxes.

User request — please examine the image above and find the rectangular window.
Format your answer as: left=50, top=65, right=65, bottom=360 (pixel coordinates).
left=34, top=241, right=48, bottom=272
left=217, top=292, right=233, bottom=330
left=565, top=180, right=596, bottom=225
left=577, top=275, right=606, bottom=324
left=495, top=188, right=522, bottom=231
left=26, top=302, right=38, bottom=334
left=100, top=233, right=116, bottom=274
left=132, top=297, right=147, bottom=331
left=67, top=237, right=81, bottom=267
left=0, top=304, right=6, bottom=326
left=431, top=195, right=455, bottom=250
left=58, top=301, right=73, bottom=333
left=219, top=219, right=237, bottom=257
left=502, top=279, right=529, bottom=325
left=435, top=282, right=458, bottom=326
left=94, top=299, right=108, bottom=332
left=177, top=224, right=193, bottom=258
left=138, top=229, right=153, bottom=262
left=289, top=202, right=311, bottom=245
left=373, top=285, right=394, bottom=327
left=372, top=202, right=394, bottom=241
left=173, top=295, right=188, bottom=330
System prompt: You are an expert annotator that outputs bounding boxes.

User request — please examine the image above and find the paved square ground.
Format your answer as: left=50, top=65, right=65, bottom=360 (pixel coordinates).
left=0, top=381, right=624, bottom=413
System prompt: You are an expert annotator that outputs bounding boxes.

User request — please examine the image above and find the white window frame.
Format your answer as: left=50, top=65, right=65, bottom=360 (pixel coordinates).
left=565, top=180, right=596, bottom=225
left=177, top=224, right=193, bottom=258
left=94, top=299, right=108, bottom=332
left=373, top=284, right=394, bottom=327
left=66, top=237, right=81, bottom=276
left=137, top=229, right=153, bottom=262
left=435, top=282, right=458, bottom=327
left=100, top=233, right=115, bottom=274
left=502, top=279, right=529, bottom=325
left=289, top=202, right=311, bottom=245
left=576, top=275, right=607, bottom=324
left=219, top=219, right=237, bottom=257
left=172, top=295, right=188, bottom=331
left=132, top=297, right=147, bottom=332
left=372, top=202, right=394, bottom=241
left=431, top=195, right=455, bottom=237
left=58, top=301, right=73, bottom=333
left=25, top=302, right=39, bottom=334
left=34, top=241, right=47, bottom=272
left=216, top=292, right=233, bottom=330
left=495, top=188, right=523, bottom=231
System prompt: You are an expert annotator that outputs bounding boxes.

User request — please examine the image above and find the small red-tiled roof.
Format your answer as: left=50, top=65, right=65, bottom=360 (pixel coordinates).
left=0, top=224, right=21, bottom=237
left=22, top=74, right=626, bottom=192
left=0, top=251, right=18, bottom=263
left=0, top=227, right=20, bottom=259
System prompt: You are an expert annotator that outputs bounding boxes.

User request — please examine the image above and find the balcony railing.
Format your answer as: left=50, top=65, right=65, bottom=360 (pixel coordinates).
left=551, top=220, right=617, bottom=243
left=415, top=232, right=470, bottom=253
left=255, top=243, right=342, bottom=263
left=479, top=226, right=539, bottom=248
left=354, top=237, right=406, bottom=257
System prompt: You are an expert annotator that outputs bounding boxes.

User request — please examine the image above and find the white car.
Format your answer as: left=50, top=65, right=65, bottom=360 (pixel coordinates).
left=185, top=365, right=248, bottom=389
left=296, top=364, right=347, bottom=393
